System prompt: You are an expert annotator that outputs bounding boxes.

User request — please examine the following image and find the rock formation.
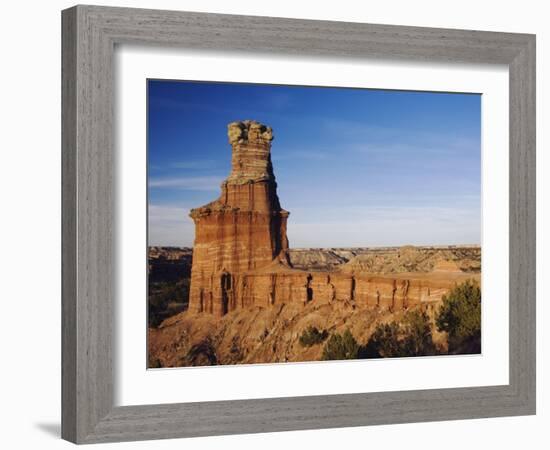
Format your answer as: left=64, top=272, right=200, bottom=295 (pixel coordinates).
left=188, top=120, right=289, bottom=316
left=188, top=121, right=479, bottom=318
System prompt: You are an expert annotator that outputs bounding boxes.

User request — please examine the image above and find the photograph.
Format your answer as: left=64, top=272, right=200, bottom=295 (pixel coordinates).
left=146, top=80, right=482, bottom=368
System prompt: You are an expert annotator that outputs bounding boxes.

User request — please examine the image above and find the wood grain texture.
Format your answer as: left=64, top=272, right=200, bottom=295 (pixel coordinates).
left=508, top=37, right=536, bottom=409
left=61, top=4, right=536, bottom=444
left=61, top=7, right=77, bottom=443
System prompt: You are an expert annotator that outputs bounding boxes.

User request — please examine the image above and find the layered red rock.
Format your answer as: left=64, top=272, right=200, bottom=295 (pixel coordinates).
left=188, top=120, right=289, bottom=316
left=200, top=269, right=478, bottom=315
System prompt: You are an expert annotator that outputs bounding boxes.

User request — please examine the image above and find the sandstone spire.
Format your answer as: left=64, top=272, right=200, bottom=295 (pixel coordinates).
left=188, top=120, right=290, bottom=315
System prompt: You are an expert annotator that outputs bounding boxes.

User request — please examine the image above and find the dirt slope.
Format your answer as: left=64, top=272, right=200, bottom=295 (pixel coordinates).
left=148, top=300, right=446, bottom=367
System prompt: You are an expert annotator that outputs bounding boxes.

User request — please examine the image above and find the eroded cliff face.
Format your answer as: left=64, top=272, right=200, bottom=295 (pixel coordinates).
left=187, top=121, right=479, bottom=319
left=188, top=120, right=289, bottom=315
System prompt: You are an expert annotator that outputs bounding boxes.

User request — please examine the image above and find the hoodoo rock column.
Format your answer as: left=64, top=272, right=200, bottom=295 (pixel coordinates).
left=188, top=120, right=290, bottom=316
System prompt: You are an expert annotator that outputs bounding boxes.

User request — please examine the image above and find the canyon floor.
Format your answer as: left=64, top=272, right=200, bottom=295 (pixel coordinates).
left=147, top=245, right=481, bottom=367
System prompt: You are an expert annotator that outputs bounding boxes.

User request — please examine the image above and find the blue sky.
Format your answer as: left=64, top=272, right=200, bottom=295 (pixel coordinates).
left=148, top=80, right=481, bottom=248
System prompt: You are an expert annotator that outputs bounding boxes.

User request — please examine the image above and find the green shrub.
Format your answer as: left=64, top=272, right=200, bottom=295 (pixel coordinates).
left=361, top=322, right=405, bottom=358
left=436, top=280, right=481, bottom=354
left=361, top=310, right=435, bottom=358
left=299, top=326, right=329, bottom=347
left=322, top=329, right=359, bottom=360
left=402, top=310, right=436, bottom=356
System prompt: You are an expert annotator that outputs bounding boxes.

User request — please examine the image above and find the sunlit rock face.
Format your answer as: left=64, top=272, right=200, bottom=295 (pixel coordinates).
left=188, top=121, right=478, bottom=317
left=188, top=120, right=290, bottom=316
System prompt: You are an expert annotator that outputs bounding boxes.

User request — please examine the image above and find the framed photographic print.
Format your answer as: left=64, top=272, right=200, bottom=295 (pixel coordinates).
left=62, top=5, right=536, bottom=444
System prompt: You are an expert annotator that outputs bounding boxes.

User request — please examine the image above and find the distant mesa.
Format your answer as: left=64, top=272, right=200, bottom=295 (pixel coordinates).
left=187, top=121, right=479, bottom=317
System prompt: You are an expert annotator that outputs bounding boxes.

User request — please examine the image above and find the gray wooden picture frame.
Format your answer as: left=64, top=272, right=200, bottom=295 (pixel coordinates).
left=61, top=4, right=536, bottom=444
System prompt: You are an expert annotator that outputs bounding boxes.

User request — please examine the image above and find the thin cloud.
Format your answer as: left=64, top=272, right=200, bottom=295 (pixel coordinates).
left=148, top=204, right=195, bottom=246
left=169, top=160, right=219, bottom=170
left=148, top=176, right=223, bottom=191
left=272, top=149, right=331, bottom=162
left=287, top=204, right=480, bottom=248
left=149, top=204, right=191, bottom=221
left=350, top=143, right=480, bottom=171
left=323, top=119, right=479, bottom=152
left=322, top=119, right=396, bottom=139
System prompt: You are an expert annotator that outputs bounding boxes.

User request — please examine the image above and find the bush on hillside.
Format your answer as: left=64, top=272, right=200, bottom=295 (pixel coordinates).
left=360, top=310, right=435, bottom=358
left=299, top=326, right=329, bottom=347
left=436, top=280, right=481, bottom=354
left=322, top=329, right=359, bottom=360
